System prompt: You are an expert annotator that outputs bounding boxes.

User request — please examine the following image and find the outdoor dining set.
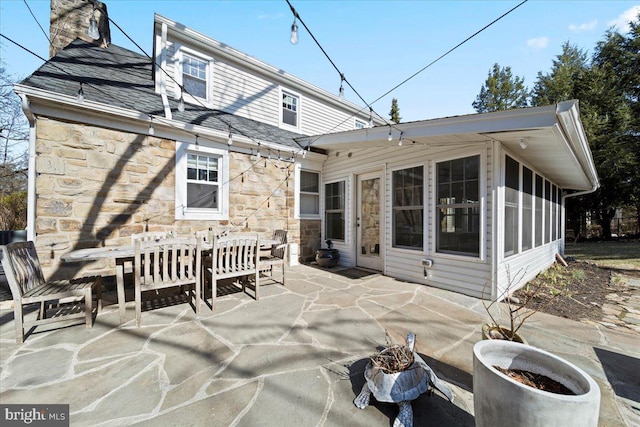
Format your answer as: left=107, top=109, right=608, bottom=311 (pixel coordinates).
left=0, top=230, right=288, bottom=343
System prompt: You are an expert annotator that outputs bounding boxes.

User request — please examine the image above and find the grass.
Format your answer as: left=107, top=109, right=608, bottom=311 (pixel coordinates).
left=564, top=240, right=640, bottom=270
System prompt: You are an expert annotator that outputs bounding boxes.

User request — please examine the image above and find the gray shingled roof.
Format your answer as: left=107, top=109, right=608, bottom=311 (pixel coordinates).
left=21, top=39, right=304, bottom=149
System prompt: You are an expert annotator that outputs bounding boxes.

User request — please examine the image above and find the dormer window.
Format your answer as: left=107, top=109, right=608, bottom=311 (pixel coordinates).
left=182, top=54, right=207, bottom=99
left=281, top=90, right=299, bottom=128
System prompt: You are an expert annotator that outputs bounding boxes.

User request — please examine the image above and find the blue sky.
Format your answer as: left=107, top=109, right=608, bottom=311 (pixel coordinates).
left=1, top=0, right=639, bottom=122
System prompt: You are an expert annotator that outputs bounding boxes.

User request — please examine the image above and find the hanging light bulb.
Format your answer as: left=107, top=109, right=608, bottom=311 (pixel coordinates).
left=302, top=148, right=307, bottom=158
left=398, top=131, right=404, bottom=146
left=88, top=11, right=100, bottom=40
left=368, top=108, right=374, bottom=128
left=77, top=83, right=84, bottom=103
left=148, top=117, right=155, bottom=136
left=338, top=74, right=345, bottom=100
left=290, top=19, right=299, bottom=44
left=195, top=135, right=199, bottom=146
left=387, top=127, right=393, bottom=142
left=256, top=143, right=262, bottom=159
left=178, top=95, right=185, bottom=112
left=227, top=127, right=233, bottom=145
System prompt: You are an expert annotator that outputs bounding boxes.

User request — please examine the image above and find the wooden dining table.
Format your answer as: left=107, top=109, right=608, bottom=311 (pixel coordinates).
left=61, top=238, right=279, bottom=324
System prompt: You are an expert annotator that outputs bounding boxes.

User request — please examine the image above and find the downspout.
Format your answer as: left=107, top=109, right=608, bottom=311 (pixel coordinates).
left=19, top=93, right=37, bottom=242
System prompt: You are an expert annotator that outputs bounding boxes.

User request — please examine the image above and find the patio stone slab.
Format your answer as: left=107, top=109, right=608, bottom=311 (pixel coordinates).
left=161, top=367, right=219, bottom=411
left=217, top=344, right=351, bottom=380
left=238, top=369, right=328, bottom=426
left=77, top=326, right=165, bottom=361
left=147, top=322, right=235, bottom=385
left=199, top=293, right=307, bottom=346
left=134, top=380, right=259, bottom=426
left=1, top=347, right=74, bottom=389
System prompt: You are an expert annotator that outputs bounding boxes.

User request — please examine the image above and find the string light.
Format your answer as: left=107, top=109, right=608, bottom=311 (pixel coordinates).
left=195, top=134, right=199, bottom=146
left=178, top=95, right=185, bottom=112
left=88, top=9, right=100, bottom=40
left=338, top=73, right=345, bottom=100
left=148, top=117, right=155, bottom=135
left=77, top=82, right=84, bottom=103
left=398, top=131, right=404, bottom=146
left=387, top=126, right=393, bottom=142
left=368, top=108, right=374, bottom=128
left=227, top=127, right=233, bottom=145
left=290, top=18, right=298, bottom=44
left=256, top=143, right=262, bottom=159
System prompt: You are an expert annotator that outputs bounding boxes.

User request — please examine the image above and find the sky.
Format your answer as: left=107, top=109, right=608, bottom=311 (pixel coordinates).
left=1, top=0, right=639, bottom=123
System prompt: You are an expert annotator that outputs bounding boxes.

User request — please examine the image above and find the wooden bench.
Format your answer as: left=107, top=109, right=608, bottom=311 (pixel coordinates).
left=0, top=241, right=102, bottom=343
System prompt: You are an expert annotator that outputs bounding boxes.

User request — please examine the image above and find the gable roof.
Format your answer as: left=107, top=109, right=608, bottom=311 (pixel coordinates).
left=18, top=39, right=304, bottom=150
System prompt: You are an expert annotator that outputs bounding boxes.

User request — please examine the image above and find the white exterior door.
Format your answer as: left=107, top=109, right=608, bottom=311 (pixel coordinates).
left=356, top=171, right=383, bottom=271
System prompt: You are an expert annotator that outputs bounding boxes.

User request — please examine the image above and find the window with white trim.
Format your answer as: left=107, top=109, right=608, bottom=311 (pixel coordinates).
left=282, top=91, right=299, bottom=127
left=392, top=166, right=424, bottom=250
left=300, top=170, right=320, bottom=216
left=504, top=155, right=520, bottom=257
left=436, top=155, right=480, bottom=257
left=325, top=181, right=345, bottom=241
left=355, top=119, right=367, bottom=129
left=175, top=143, right=228, bottom=220
left=182, top=54, right=207, bottom=99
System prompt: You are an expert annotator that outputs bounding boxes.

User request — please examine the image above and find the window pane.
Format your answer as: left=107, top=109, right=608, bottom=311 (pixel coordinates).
left=394, top=209, right=423, bottom=248
left=535, top=174, right=543, bottom=247
left=326, top=212, right=344, bottom=240
left=436, top=156, right=480, bottom=256
left=545, top=180, right=551, bottom=244
left=301, top=171, right=319, bottom=193
left=184, top=75, right=206, bottom=99
left=187, top=183, right=218, bottom=209
left=282, top=93, right=298, bottom=126
left=301, top=194, right=319, bottom=215
left=325, top=181, right=345, bottom=240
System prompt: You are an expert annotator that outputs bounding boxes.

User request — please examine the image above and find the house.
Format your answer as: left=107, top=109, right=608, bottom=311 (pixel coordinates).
left=15, top=1, right=598, bottom=299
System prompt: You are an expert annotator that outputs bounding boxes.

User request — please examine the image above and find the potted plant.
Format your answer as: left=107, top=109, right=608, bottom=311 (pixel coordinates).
left=482, top=265, right=565, bottom=344
left=315, top=239, right=340, bottom=268
left=473, top=340, right=600, bottom=427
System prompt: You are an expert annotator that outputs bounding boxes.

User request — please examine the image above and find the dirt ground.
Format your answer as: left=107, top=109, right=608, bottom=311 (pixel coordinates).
left=513, top=259, right=638, bottom=322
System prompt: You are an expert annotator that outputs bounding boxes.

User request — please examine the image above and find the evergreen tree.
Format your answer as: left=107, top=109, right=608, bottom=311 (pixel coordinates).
left=472, top=63, right=529, bottom=113
left=531, top=42, right=589, bottom=107
left=389, top=98, right=402, bottom=123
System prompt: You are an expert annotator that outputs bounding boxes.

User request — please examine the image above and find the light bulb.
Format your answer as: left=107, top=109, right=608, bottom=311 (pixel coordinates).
left=290, top=20, right=298, bottom=44
left=178, top=95, right=185, bottom=112
left=228, top=129, right=233, bottom=145
left=387, top=128, right=393, bottom=142
left=77, top=83, right=84, bottom=103
left=339, top=84, right=344, bottom=100
left=398, top=132, right=404, bottom=146
left=88, top=16, right=100, bottom=40
left=148, top=119, right=155, bottom=136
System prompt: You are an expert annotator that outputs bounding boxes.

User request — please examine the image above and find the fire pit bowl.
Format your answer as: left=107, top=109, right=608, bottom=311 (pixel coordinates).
left=354, top=333, right=454, bottom=427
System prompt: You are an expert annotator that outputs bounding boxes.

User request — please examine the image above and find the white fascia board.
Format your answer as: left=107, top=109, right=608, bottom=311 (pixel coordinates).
left=14, top=84, right=303, bottom=154
left=555, top=100, right=599, bottom=190
left=153, top=14, right=382, bottom=125
left=303, top=104, right=560, bottom=147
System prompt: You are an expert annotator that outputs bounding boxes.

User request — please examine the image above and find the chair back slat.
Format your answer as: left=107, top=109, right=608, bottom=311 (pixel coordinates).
left=131, top=231, right=171, bottom=245
left=135, top=237, right=200, bottom=288
left=271, top=229, right=288, bottom=258
left=212, top=233, right=259, bottom=278
left=1, top=241, right=47, bottom=298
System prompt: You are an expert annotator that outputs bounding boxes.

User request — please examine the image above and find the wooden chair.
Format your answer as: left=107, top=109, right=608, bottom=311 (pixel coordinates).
left=134, top=237, right=201, bottom=327
left=0, top=241, right=102, bottom=344
left=259, top=229, right=288, bottom=286
left=207, top=233, right=260, bottom=310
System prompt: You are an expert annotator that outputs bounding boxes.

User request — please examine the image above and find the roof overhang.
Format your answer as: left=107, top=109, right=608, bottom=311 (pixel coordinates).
left=298, top=100, right=599, bottom=191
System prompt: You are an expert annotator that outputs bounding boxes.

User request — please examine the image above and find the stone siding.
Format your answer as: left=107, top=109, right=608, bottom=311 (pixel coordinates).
left=34, top=118, right=299, bottom=280
left=299, top=220, right=321, bottom=263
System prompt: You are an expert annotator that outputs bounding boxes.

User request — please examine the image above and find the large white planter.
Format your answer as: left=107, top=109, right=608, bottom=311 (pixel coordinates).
left=473, top=340, right=600, bottom=427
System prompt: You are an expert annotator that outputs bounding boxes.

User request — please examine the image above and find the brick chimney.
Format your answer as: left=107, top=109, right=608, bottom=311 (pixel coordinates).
left=49, top=0, right=110, bottom=57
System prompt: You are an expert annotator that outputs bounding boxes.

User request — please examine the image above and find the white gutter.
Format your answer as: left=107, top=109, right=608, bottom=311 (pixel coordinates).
left=159, top=22, right=172, bottom=120
left=18, top=93, right=37, bottom=242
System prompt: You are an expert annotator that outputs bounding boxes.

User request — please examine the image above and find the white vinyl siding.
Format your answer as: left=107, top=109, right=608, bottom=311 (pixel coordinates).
left=321, top=142, right=492, bottom=298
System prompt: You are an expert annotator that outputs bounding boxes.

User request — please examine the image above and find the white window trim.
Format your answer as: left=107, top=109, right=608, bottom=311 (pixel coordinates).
left=389, top=162, right=427, bottom=253
left=175, top=142, right=229, bottom=220
left=323, top=179, right=347, bottom=243
left=295, top=164, right=321, bottom=219
left=430, top=150, right=487, bottom=262
left=354, top=119, right=367, bottom=130
left=279, top=87, right=301, bottom=131
left=177, top=46, right=213, bottom=106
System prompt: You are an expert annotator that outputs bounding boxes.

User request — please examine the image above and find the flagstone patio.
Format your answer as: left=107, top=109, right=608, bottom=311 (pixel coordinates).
left=0, top=264, right=638, bottom=426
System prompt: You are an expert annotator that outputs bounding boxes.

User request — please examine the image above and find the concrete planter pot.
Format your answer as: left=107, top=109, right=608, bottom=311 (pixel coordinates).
left=473, top=340, right=600, bottom=427
left=315, top=248, right=340, bottom=268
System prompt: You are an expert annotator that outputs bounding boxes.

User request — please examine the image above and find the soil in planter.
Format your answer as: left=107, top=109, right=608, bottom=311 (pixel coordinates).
left=493, top=366, right=576, bottom=395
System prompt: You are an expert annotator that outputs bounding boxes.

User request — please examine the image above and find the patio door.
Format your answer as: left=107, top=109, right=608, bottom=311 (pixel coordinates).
left=356, top=171, right=383, bottom=271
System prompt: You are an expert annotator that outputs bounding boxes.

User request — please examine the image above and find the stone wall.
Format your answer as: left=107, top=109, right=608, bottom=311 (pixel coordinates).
left=34, top=118, right=299, bottom=280
left=299, top=219, right=321, bottom=263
